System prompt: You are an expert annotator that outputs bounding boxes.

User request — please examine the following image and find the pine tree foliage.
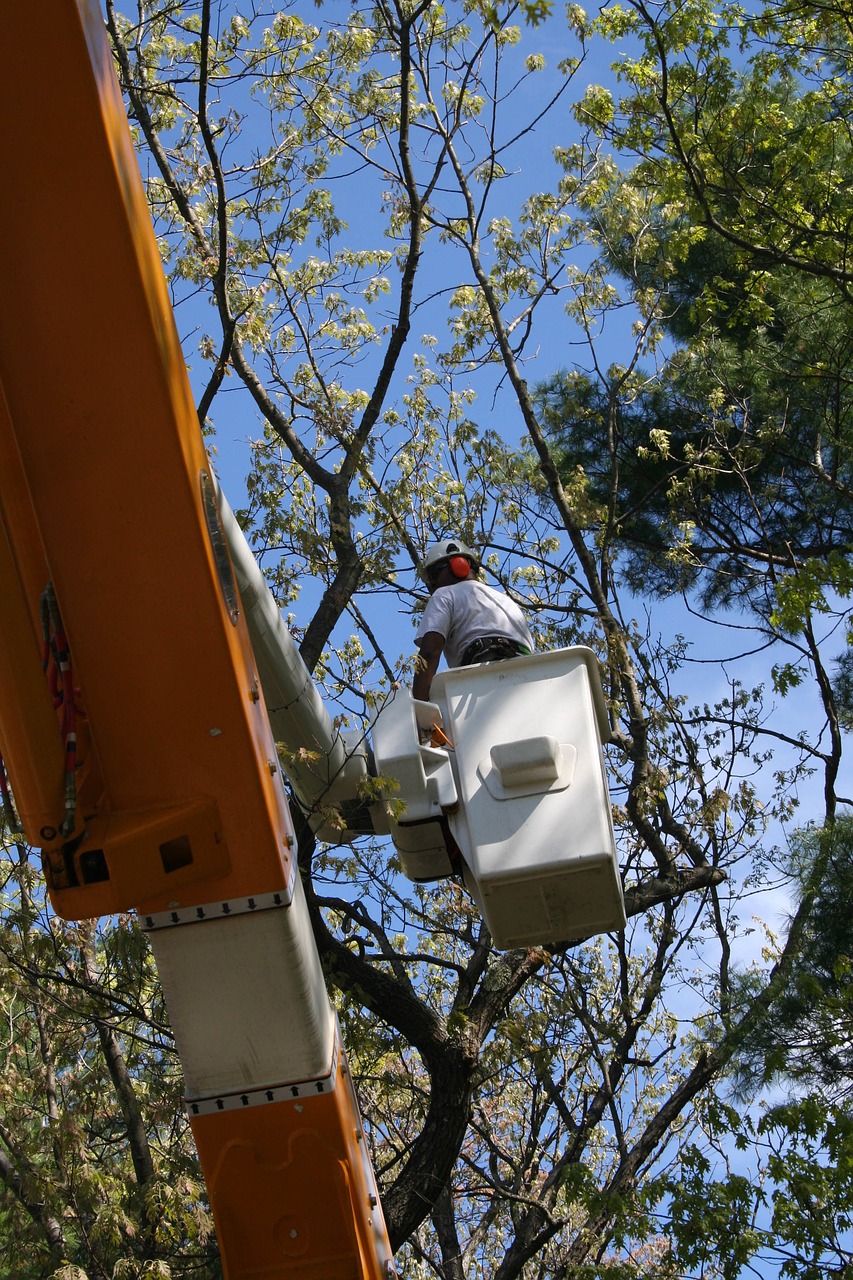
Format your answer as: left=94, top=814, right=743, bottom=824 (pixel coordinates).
left=536, top=262, right=853, bottom=612
left=732, top=817, right=853, bottom=1101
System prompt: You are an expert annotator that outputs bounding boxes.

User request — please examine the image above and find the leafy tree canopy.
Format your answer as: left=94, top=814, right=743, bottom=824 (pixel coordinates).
left=1, top=1, right=851, bottom=1277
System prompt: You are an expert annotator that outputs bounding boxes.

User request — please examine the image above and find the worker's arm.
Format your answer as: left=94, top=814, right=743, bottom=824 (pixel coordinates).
left=413, top=631, right=445, bottom=701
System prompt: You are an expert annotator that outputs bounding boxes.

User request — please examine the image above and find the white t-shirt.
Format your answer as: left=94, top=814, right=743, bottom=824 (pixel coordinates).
left=415, top=579, right=534, bottom=668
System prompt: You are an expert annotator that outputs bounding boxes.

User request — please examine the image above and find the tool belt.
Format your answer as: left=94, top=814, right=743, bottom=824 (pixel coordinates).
left=459, top=636, right=530, bottom=666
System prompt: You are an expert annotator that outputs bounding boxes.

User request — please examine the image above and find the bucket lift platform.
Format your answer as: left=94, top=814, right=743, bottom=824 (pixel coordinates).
left=372, top=647, right=626, bottom=949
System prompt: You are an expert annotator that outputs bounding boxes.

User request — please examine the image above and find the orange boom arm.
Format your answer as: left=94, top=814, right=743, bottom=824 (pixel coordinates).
left=0, top=3, right=395, bottom=1276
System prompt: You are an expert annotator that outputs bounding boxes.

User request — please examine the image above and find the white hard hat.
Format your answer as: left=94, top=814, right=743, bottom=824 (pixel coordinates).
left=421, top=538, right=479, bottom=581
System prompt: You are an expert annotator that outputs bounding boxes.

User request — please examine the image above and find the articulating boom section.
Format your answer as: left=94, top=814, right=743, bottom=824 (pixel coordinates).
left=0, top=3, right=395, bottom=1277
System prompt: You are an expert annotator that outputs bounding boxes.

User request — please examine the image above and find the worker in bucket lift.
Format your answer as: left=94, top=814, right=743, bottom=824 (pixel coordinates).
left=413, top=539, right=534, bottom=701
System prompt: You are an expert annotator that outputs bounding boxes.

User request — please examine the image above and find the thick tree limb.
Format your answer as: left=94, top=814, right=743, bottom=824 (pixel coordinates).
left=0, top=1128, right=68, bottom=1264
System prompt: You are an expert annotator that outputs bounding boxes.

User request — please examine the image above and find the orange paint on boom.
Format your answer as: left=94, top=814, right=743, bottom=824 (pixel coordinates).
left=0, top=4, right=395, bottom=1276
left=0, top=0, right=294, bottom=917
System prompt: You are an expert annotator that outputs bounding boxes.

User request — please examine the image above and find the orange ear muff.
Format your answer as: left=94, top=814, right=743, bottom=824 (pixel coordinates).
left=449, top=555, right=471, bottom=579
